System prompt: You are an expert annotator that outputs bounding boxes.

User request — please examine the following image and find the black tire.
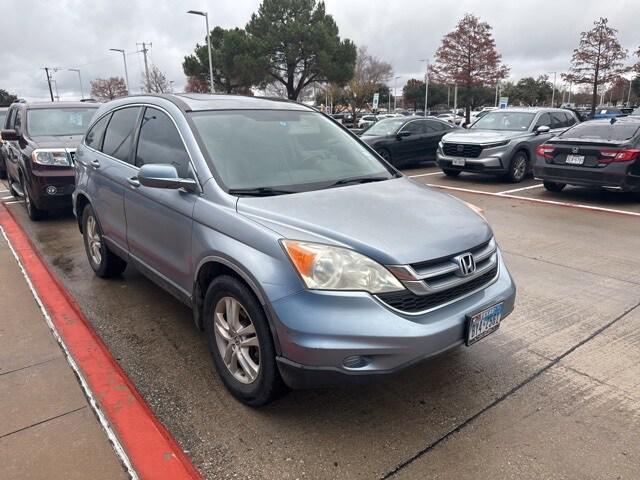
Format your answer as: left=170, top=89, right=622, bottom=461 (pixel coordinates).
left=442, top=168, right=461, bottom=177
left=21, top=173, right=47, bottom=221
left=203, top=275, right=286, bottom=406
left=7, top=173, right=19, bottom=199
left=82, top=204, right=127, bottom=278
left=543, top=180, right=566, bottom=192
left=376, top=148, right=393, bottom=165
left=505, top=151, right=529, bottom=183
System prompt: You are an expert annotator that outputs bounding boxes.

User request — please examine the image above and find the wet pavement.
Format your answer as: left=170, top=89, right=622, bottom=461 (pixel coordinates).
left=1, top=170, right=639, bottom=479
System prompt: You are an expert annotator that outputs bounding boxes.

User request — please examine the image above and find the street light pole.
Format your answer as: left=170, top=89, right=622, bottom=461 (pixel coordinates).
left=420, top=59, right=429, bottom=116
left=393, top=76, right=400, bottom=112
left=68, top=69, right=84, bottom=99
left=550, top=72, right=557, bottom=107
left=188, top=10, right=214, bottom=93
left=109, top=49, right=130, bottom=93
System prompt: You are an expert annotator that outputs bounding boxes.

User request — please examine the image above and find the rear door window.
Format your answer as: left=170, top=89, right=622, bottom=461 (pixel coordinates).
left=565, top=112, right=577, bottom=127
left=550, top=112, right=567, bottom=129
left=534, top=113, right=552, bottom=128
left=102, top=107, right=141, bottom=164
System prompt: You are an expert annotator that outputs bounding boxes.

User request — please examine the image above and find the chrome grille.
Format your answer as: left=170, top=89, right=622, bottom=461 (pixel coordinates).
left=381, top=238, right=499, bottom=314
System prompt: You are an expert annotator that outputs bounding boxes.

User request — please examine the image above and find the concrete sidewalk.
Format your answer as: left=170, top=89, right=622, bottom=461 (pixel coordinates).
left=0, top=232, right=128, bottom=480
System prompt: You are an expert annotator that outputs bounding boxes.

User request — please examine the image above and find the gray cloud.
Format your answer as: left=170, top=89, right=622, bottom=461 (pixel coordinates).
left=1, top=0, right=638, bottom=101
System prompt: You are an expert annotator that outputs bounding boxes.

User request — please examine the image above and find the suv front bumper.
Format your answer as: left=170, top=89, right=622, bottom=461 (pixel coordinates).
left=437, top=147, right=512, bottom=174
left=269, top=250, right=516, bottom=388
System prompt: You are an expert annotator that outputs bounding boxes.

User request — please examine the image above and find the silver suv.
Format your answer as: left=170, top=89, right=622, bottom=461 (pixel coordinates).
left=437, top=108, right=579, bottom=182
left=73, top=94, right=516, bottom=406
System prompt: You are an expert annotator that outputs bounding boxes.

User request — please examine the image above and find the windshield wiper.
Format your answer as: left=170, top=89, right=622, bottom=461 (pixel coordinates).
left=327, top=176, right=391, bottom=188
left=228, top=187, right=296, bottom=197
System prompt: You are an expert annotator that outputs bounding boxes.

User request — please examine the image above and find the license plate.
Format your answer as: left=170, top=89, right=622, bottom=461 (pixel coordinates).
left=452, top=158, right=466, bottom=166
left=565, top=154, right=584, bottom=165
left=466, top=302, right=503, bottom=346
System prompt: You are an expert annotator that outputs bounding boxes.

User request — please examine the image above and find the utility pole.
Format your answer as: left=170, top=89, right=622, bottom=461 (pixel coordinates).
left=627, top=77, right=633, bottom=106
left=420, top=59, right=429, bottom=116
left=138, top=42, right=152, bottom=93
left=51, top=79, right=60, bottom=101
left=43, top=67, right=55, bottom=101
left=109, top=49, right=130, bottom=93
left=453, top=83, right=458, bottom=116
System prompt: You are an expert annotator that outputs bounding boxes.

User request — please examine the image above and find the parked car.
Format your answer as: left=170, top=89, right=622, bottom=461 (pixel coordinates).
left=2, top=101, right=99, bottom=220
left=593, top=107, right=626, bottom=120
left=630, top=107, right=640, bottom=117
left=0, top=107, right=8, bottom=178
left=73, top=94, right=516, bottom=406
left=437, top=113, right=465, bottom=125
left=357, top=115, right=378, bottom=129
left=437, top=108, right=580, bottom=182
left=533, top=116, right=640, bottom=193
left=620, top=107, right=635, bottom=115
left=360, top=116, right=457, bottom=167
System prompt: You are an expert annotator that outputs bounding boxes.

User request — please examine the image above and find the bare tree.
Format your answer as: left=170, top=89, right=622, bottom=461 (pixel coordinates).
left=185, top=76, right=209, bottom=93
left=90, top=77, right=128, bottom=101
left=562, top=18, right=628, bottom=117
left=145, top=65, right=170, bottom=93
left=344, top=47, right=393, bottom=125
left=432, top=13, right=509, bottom=123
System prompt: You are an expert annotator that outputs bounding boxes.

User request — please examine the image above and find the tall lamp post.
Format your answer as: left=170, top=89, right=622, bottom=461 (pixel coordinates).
left=419, top=59, right=429, bottom=116
left=188, top=9, right=214, bottom=93
left=393, top=76, right=400, bottom=112
left=109, top=49, right=130, bottom=93
left=550, top=71, right=557, bottom=107
left=68, top=69, right=84, bottom=99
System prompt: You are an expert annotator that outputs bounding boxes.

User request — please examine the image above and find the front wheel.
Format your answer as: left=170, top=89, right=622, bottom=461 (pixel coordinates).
left=543, top=180, right=566, bottom=192
left=442, top=168, right=461, bottom=177
left=82, top=205, right=127, bottom=278
left=203, top=276, right=286, bottom=406
left=505, top=151, right=529, bottom=183
left=22, top=175, right=46, bottom=221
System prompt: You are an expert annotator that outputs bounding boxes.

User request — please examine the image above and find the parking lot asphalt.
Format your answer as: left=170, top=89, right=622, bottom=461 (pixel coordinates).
left=1, top=170, right=639, bottom=480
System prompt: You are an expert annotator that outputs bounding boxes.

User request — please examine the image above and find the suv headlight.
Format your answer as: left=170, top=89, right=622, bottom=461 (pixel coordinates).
left=281, top=240, right=404, bottom=294
left=32, top=148, right=71, bottom=166
left=482, top=140, right=510, bottom=148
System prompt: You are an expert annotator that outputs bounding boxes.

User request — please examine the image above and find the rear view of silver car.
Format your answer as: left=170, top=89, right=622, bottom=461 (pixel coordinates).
left=437, top=108, right=580, bottom=182
left=73, top=94, right=516, bottom=406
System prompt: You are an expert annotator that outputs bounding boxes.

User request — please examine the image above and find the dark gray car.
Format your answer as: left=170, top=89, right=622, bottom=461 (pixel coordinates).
left=73, top=94, right=516, bottom=406
left=437, top=108, right=580, bottom=182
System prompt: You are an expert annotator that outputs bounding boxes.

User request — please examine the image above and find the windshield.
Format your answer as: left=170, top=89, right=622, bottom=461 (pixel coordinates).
left=27, top=108, right=97, bottom=136
left=471, top=111, right=535, bottom=131
left=189, top=110, right=394, bottom=192
left=361, top=118, right=405, bottom=136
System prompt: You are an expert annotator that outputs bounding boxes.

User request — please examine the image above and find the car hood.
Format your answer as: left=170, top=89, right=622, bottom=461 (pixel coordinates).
left=359, top=134, right=388, bottom=144
left=237, top=177, right=492, bottom=265
left=31, top=134, right=84, bottom=149
left=442, top=129, right=530, bottom=143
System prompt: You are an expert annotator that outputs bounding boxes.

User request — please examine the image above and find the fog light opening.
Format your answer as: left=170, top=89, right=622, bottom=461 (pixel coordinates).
left=46, top=185, right=57, bottom=195
left=343, top=355, right=368, bottom=369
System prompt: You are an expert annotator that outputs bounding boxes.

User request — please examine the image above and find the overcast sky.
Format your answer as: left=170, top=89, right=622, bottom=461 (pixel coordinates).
left=1, top=0, right=639, bottom=101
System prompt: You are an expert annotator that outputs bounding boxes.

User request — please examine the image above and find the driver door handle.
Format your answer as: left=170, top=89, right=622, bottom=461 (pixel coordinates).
left=90, top=160, right=101, bottom=168
left=127, top=177, right=140, bottom=188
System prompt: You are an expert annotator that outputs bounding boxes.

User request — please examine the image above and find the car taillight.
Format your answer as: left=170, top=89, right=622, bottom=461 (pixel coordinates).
left=599, top=149, right=640, bottom=163
left=535, top=144, right=555, bottom=159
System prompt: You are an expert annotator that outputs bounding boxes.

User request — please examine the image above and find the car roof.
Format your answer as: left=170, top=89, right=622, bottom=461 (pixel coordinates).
left=582, top=117, right=640, bottom=125
left=169, top=93, right=312, bottom=112
left=486, top=107, right=570, bottom=114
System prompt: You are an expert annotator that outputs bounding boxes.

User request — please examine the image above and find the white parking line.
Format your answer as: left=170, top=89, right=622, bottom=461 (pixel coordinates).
left=425, top=183, right=640, bottom=217
left=4, top=200, right=23, bottom=205
left=497, top=184, right=544, bottom=195
left=1, top=195, right=13, bottom=200
left=409, top=172, right=443, bottom=178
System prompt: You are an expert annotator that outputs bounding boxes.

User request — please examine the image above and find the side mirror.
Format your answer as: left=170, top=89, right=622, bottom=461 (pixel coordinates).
left=397, top=130, right=411, bottom=139
left=1, top=129, right=20, bottom=141
left=137, top=164, right=198, bottom=192
left=536, top=125, right=551, bottom=134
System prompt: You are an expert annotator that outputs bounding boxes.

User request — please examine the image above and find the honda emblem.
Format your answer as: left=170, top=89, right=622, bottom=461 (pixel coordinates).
left=458, top=253, right=476, bottom=276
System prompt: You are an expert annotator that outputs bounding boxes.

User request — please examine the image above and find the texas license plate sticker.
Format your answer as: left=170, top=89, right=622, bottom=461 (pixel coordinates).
left=452, top=158, right=466, bottom=166
left=466, top=302, right=503, bottom=346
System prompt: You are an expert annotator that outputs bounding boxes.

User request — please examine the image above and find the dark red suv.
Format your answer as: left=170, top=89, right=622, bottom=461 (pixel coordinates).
left=1, top=101, right=98, bottom=220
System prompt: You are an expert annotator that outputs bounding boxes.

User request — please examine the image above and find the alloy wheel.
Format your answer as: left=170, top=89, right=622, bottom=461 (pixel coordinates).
left=513, top=156, right=527, bottom=181
left=213, top=297, right=260, bottom=384
left=85, top=214, right=102, bottom=266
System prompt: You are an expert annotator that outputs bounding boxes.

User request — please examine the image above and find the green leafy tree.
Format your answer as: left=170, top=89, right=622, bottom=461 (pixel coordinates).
left=512, top=76, right=552, bottom=106
left=403, top=79, right=425, bottom=110
left=183, top=27, right=266, bottom=94
left=246, top=0, right=357, bottom=100
left=0, top=89, right=18, bottom=107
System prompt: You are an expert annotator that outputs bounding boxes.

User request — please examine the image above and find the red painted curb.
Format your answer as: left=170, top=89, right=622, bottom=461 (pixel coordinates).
left=0, top=205, right=202, bottom=480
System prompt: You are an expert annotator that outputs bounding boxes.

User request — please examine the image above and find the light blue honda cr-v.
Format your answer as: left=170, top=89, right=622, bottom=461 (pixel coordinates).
left=73, top=94, right=516, bottom=406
